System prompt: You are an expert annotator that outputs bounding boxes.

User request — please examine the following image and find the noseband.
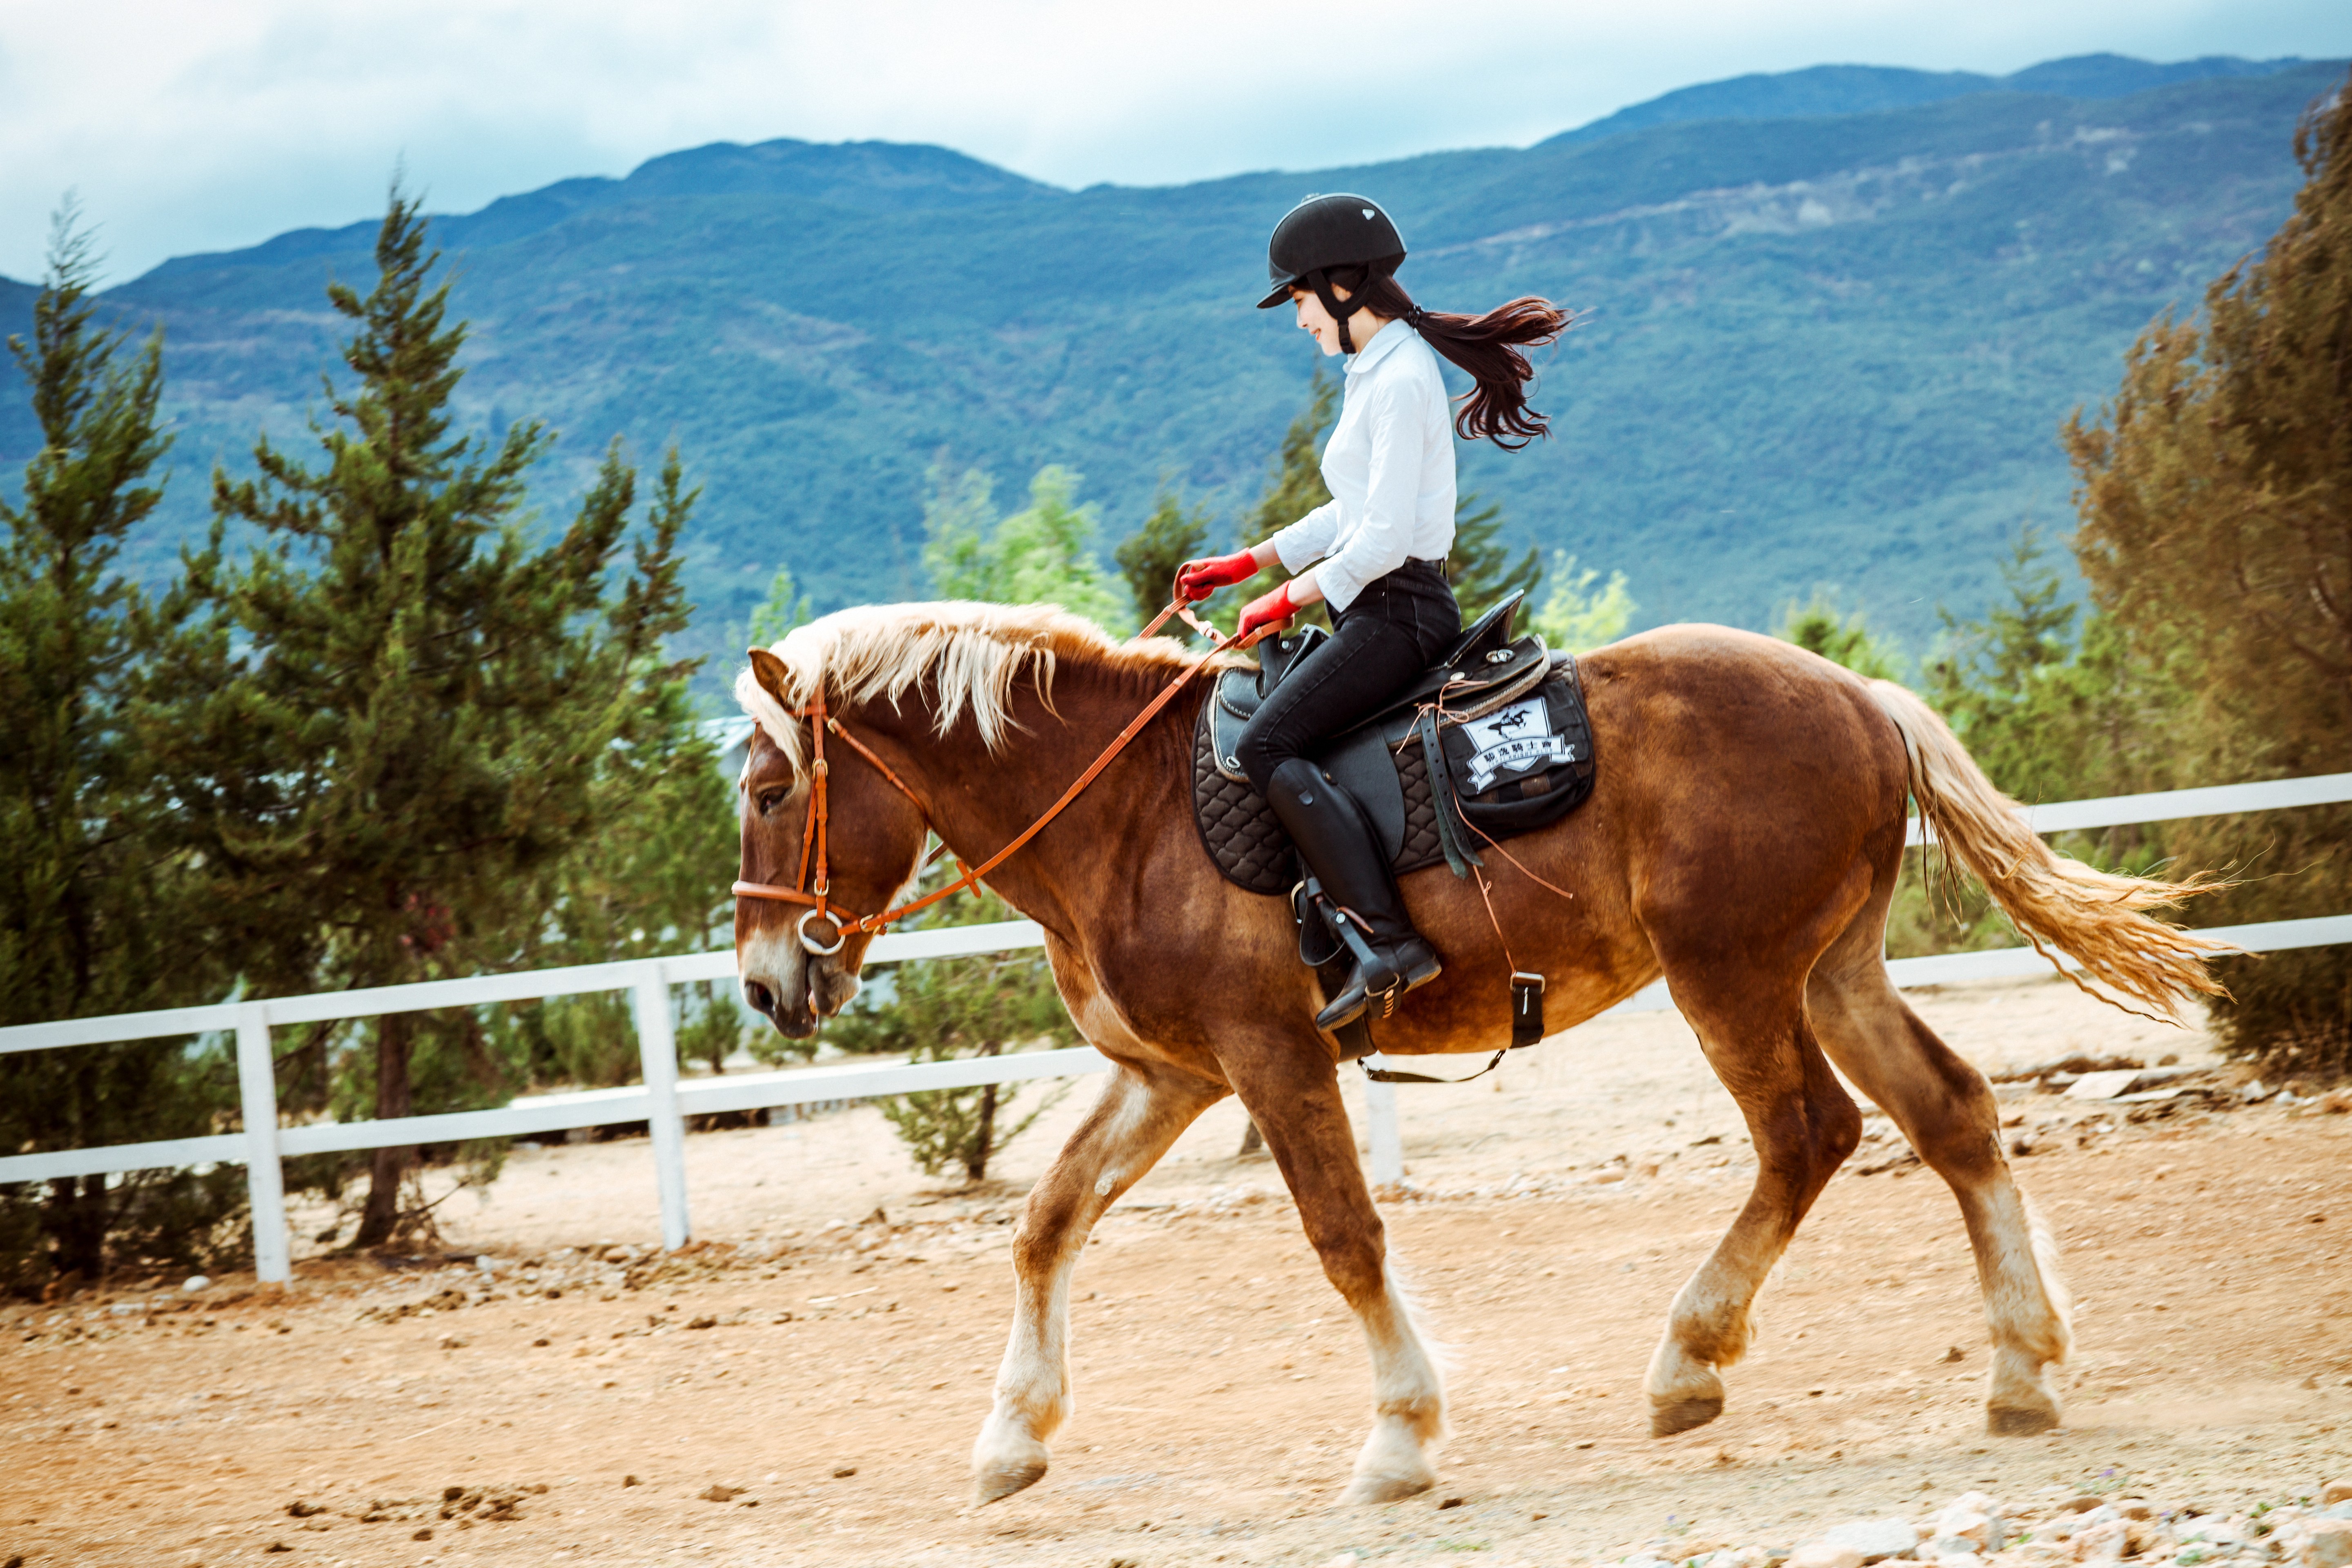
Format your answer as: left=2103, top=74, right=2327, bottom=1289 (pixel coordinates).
left=733, top=599, right=1266, bottom=955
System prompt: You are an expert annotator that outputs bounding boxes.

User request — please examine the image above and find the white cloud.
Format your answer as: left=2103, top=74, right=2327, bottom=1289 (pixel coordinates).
left=0, top=0, right=2342, bottom=283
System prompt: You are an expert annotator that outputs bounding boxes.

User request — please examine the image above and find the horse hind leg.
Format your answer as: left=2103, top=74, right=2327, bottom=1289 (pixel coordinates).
left=1806, top=922, right=2073, bottom=1436
left=971, top=1061, right=1225, bottom=1503
left=1642, top=974, right=1862, bottom=1437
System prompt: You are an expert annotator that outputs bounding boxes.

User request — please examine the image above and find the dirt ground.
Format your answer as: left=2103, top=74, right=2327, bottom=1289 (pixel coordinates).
left=3, top=972, right=2348, bottom=1568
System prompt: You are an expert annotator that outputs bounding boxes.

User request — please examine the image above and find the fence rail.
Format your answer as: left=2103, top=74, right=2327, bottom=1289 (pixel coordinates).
left=3, top=775, right=2345, bottom=1281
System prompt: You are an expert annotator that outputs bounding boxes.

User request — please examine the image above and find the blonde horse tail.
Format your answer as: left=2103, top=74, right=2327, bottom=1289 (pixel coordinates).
left=1863, top=679, right=2236, bottom=1021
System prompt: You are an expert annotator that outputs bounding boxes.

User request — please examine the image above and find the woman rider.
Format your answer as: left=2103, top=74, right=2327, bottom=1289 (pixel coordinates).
left=1176, top=194, right=1567, bottom=1033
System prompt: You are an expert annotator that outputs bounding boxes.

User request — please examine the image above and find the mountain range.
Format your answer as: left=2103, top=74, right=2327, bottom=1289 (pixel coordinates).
left=2, top=50, right=2341, bottom=677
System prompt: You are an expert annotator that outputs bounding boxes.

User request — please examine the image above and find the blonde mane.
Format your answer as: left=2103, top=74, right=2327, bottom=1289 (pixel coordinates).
left=734, top=600, right=1237, bottom=775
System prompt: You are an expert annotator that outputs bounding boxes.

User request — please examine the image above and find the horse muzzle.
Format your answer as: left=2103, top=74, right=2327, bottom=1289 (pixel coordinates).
left=738, top=929, right=861, bottom=1039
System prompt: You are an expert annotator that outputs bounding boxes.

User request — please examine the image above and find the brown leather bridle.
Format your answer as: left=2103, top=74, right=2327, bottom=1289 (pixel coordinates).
left=733, top=597, right=1267, bottom=955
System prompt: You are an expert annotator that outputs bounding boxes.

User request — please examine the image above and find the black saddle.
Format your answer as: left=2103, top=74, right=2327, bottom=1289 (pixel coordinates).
left=1191, top=590, right=1598, bottom=897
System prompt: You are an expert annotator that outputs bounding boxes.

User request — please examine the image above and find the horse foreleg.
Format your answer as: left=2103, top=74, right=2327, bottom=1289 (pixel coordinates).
left=971, top=1060, right=1222, bottom=1504
left=1225, top=1043, right=1447, bottom=1505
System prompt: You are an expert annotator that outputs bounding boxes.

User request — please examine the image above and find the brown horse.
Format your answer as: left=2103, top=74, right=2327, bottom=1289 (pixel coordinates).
left=731, top=601, right=2228, bottom=1506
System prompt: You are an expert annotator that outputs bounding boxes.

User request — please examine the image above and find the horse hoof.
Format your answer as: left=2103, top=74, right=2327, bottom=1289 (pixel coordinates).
left=1650, top=1395, right=1725, bottom=1437
left=1987, top=1403, right=2059, bottom=1437
left=973, top=1455, right=1049, bottom=1504
left=1341, top=1471, right=1436, bottom=1505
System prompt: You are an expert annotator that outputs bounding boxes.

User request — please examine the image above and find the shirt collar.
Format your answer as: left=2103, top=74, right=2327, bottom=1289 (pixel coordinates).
left=1344, top=318, right=1411, bottom=376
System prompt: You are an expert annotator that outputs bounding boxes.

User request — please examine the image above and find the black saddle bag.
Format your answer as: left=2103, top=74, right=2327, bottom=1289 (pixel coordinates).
left=1432, top=655, right=1597, bottom=841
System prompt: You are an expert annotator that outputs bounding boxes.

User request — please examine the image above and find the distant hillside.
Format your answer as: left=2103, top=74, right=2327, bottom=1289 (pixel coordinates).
left=1541, top=52, right=2307, bottom=147
left=3, top=53, right=2341, bottom=685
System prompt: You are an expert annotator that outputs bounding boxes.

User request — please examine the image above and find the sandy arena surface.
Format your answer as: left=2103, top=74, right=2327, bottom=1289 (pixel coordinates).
left=2, top=972, right=2347, bottom=1567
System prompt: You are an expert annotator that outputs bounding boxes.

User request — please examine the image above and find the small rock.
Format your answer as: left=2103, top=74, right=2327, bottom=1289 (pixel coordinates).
left=699, top=1484, right=744, bottom=1503
left=182, top=1275, right=210, bottom=1293
left=1820, top=1518, right=1921, bottom=1564
left=1944, top=1346, right=1967, bottom=1363
left=2060, top=1497, right=2106, bottom=1515
left=2287, top=1521, right=2352, bottom=1568
left=413, top=1527, right=434, bottom=1541
left=1436, top=1496, right=1464, bottom=1510
left=1936, top=1491, right=2003, bottom=1547
left=623, top=1474, right=640, bottom=1486
left=831, top=1465, right=857, bottom=1479
left=2073, top=1520, right=2130, bottom=1563
left=686, top=1316, right=718, bottom=1330
left=285, top=1500, right=325, bottom=1519
left=2325, top=1485, right=2352, bottom=1508
left=2067, top=1070, right=2146, bottom=1101
left=1787, top=1543, right=1866, bottom=1568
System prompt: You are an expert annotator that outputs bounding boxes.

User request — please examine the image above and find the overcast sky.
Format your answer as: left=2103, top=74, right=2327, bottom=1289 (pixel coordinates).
left=2, top=0, right=2344, bottom=285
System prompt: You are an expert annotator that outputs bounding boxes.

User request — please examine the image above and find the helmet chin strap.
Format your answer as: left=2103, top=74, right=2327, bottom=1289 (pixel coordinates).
left=1307, top=267, right=1371, bottom=355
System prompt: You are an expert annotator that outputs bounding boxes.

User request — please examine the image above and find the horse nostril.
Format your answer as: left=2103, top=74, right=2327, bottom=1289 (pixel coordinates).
left=742, top=980, right=775, bottom=1016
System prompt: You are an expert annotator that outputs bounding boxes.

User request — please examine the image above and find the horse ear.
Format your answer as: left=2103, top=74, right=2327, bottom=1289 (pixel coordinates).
left=746, top=647, right=792, bottom=700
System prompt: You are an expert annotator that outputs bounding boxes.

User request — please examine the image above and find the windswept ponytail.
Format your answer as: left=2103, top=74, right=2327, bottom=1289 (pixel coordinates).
left=1332, top=262, right=1571, bottom=448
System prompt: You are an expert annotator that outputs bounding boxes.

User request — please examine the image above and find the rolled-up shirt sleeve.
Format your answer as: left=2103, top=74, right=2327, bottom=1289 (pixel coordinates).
left=1270, top=498, right=1341, bottom=576
left=1313, top=381, right=1421, bottom=612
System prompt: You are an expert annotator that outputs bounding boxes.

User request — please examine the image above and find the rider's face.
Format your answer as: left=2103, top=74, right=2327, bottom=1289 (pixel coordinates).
left=1291, top=286, right=1350, bottom=357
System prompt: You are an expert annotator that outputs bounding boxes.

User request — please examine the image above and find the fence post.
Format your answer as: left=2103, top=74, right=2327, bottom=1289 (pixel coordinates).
left=632, top=964, right=691, bottom=1250
left=235, top=1002, right=292, bottom=1284
left=1364, top=1073, right=1403, bottom=1187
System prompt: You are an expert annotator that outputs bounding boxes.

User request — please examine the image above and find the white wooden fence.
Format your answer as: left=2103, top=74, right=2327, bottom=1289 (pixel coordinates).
left=2, top=773, right=2347, bottom=1282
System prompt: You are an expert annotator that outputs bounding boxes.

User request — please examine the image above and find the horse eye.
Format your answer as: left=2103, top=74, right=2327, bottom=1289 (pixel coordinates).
left=757, top=789, right=789, bottom=814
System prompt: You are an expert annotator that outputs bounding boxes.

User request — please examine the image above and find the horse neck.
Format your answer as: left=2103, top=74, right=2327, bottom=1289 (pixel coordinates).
left=849, top=653, right=1198, bottom=935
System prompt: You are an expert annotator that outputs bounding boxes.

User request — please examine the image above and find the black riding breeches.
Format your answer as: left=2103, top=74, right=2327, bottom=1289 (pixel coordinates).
left=1234, top=557, right=1461, bottom=795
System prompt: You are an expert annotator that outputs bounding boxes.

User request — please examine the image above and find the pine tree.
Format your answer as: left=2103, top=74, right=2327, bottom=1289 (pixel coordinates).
left=171, top=189, right=704, bottom=1246
left=1444, top=493, right=1542, bottom=623
left=1245, top=365, right=1336, bottom=544
left=1190, top=368, right=1342, bottom=636
left=2062, top=69, right=2352, bottom=1070
left=1777, top=588, right=1907, bottom=682
left=0, top=206, right=246, bottom=1291
left=1113, top=488, right=1210, bottom=628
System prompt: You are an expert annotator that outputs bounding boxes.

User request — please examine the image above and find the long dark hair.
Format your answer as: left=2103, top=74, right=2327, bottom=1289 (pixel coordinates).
left=1321, top=259, right=1570, bottom=449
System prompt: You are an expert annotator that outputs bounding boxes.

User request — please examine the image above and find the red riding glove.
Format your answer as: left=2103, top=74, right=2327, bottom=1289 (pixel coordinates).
left=1174, top=549, right=1260, bottom=602
left=1236, top=579, right=1303, bottom=641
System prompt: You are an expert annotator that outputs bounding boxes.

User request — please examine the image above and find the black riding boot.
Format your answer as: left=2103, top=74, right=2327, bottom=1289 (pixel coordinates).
left=1265, top=758, right=1442, bottom=1031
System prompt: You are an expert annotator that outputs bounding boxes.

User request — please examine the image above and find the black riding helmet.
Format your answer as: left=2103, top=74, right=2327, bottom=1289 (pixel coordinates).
left=1256, top=193, right=1407, bottom=354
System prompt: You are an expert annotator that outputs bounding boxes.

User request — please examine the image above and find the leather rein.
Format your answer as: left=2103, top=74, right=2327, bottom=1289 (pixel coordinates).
left=731, top=597, right=1267, bottom=956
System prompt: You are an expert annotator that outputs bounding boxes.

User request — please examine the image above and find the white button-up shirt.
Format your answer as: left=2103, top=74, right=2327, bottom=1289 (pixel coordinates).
left=1270, top=319, right=1457, bottom=613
